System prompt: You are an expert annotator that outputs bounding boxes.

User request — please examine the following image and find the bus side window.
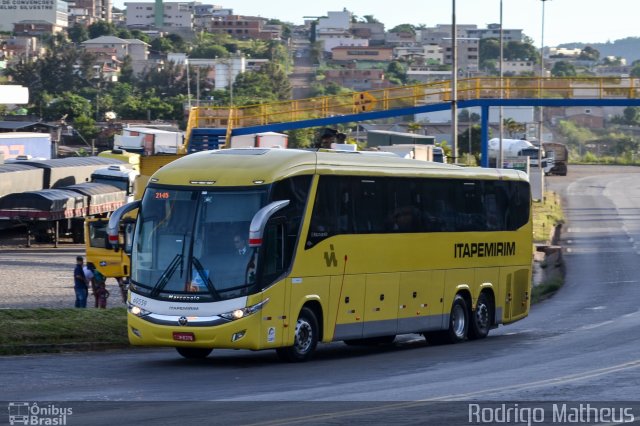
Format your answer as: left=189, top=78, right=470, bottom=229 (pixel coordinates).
left=306, top=176, right=338, bottom=248
left=354, top=179, right=386, bottom=233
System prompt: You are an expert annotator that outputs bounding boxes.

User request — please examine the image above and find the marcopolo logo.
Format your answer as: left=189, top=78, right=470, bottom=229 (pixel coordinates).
left=7, top=402, right=72, bottom=425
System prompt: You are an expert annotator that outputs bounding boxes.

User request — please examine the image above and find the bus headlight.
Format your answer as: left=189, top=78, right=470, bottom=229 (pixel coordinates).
left=220, top=299, right=269, bottom=321
left=128, top=303, right=151, bottom=317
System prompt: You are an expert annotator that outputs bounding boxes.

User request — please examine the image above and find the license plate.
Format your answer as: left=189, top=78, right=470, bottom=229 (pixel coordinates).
left=173, top=332, right=195, bottom=342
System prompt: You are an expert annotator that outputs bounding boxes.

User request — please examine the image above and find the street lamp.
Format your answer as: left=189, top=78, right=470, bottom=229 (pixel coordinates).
left=498, top=0, right=504, bottom=169
left=451, top=0, right=458, bottom=164
left=537, top=0, right=549, bottom=171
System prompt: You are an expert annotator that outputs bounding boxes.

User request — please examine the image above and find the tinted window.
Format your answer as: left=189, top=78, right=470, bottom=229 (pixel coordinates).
left=305, top=176, right=530, bottom=248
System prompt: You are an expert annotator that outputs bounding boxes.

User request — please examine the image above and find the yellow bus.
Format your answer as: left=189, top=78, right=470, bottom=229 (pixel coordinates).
left=109, top=148, right=532, bottom=361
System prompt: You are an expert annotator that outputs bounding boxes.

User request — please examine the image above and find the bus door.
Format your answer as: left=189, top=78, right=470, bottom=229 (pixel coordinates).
left=362, top=273, right=399, bottom=337
left=501, top=267, right=530, bottom=323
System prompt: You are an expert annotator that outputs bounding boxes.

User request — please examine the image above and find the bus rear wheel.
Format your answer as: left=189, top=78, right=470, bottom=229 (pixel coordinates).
left=176, top=347, right=212, bottom=359
left=276, top=307, right=318, bottom=362
left=426, top=295, right=468, bottom=344
left=468, top=292, right=493, bottom=340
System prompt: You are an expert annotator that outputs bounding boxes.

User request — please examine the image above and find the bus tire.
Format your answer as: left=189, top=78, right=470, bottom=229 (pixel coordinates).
left=176, top=347, right=212, bottom=359
left=468, top=291, right=493, bottom=340
left=276, top=307, right=318, bottom=362
left=428, top=295, right=468, bottom=344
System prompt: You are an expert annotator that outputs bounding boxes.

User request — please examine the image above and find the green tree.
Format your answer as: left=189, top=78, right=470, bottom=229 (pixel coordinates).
left=116, top=29, right=132, bottom=40
left=623, top=106, right=640, bottom=125
left=165, top=33, right=186, bottom=51
left=190, top=44, right=229, bottom=59
left=389, top=24, right=416, bottom=34
left=73, top=114, right=100, bottom=141
left=129, top=30, right=151, bottom=44
left=119, top=55, right=135, bottom=84
left=551, top=61, right=577, bottom=77
left=631, top=64, right=640, bottom=78
left=67, top=24, right=89, bottom=43
left=42, top=92, right=92, bottom=121
left=88, top=21, right=117, bottom=39
left=232, top=62, right=291, bottom=103
left=150, top=37, right=174, bottom=54
left=286, top=127, right=316, bottom=148
left=505, top=41, right=538, bottom=62
left=578, top=46, right=600, bottom=61
left=386, top=61, right=407, bottom=85
left=503, top=117, right=525, bottom=137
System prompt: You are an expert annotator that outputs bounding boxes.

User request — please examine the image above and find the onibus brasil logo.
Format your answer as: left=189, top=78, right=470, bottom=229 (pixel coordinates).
left=8, top=402, right=72, bottom=425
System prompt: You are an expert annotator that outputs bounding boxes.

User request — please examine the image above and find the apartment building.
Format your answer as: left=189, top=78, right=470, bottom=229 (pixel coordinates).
left=331, top=46, right=393, bottom=62
left=323, top=67, right=392, bottom=91
left=205, top=15, right=280, bottom=40
left=0, top=0, right=68, bottom=32
left=125, top=1, right=197, bottom=29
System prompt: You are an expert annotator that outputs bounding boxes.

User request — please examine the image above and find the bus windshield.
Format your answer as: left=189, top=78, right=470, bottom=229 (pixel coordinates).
left=131, top=186, right=267, bottom=301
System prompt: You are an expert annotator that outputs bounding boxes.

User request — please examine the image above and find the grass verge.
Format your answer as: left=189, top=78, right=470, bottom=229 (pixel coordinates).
left=531, top=277, right=563, bottom=304
left=532, top=190, right=564, bottom=244
left=531, top=190, right=566, bottom=303
left=0, top=308, right=128, bottom=355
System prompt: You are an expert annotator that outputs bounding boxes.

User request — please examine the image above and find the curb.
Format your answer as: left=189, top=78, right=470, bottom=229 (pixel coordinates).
left=0, top=342, right=130, bottom=355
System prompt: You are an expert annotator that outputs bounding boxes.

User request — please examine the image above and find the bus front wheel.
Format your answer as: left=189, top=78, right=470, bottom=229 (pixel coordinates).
left=276, top=307, right=319, bottom=362
left=468, top=292, right=493, bottom=340
left=176, top=347, right=213, bottom=359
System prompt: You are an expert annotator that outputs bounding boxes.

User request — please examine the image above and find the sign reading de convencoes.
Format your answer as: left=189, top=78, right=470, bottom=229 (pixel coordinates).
left=0, top=0, right=55, bottom=9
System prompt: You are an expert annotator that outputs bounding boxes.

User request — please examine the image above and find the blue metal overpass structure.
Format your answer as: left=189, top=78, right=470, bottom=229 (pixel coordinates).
left=184, top=77, right=640, bottom=167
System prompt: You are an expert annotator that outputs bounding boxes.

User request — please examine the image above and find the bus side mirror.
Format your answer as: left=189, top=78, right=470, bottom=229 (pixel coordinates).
left=108, top=200, right=140, bottom=249
left=248, top=200, right=290, bottom=247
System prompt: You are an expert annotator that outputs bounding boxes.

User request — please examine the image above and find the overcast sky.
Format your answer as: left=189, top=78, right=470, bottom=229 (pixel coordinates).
left=114, top=0, right=637, bottom=47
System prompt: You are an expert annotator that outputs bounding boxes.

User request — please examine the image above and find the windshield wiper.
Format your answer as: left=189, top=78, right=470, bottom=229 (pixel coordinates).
left=150, top=253, right=183, bottom=297
left=191, top=256, right=221, bottom=300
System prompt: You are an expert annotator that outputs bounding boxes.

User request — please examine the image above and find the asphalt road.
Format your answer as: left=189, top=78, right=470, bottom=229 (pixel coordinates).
left=2, top=165, right=640, bottom=425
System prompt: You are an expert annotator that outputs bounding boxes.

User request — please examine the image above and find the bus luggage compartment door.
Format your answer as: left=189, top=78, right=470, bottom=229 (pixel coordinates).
left=362, top=273, right=399, bottom=338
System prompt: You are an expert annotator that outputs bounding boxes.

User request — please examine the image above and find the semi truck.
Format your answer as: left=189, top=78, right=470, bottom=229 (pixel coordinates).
left=487, top=138, right=554, bottom=174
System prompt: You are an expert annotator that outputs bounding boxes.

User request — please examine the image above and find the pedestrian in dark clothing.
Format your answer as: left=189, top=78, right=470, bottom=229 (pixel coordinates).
left=95, top=280, right=110, bottom=309
left=73, top=256, right=88, bottom=308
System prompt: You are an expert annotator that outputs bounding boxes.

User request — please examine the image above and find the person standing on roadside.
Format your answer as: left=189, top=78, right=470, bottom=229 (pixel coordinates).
left=84, top=262, right=97, bottom=308
left=74, top=256, right=89, bottom=308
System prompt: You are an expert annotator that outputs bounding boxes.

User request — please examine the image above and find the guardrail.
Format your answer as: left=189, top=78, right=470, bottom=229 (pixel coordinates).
left=186, top=77, right=640, bottom=137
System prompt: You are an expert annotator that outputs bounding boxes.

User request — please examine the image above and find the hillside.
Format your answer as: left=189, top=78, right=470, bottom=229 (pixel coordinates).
left=559, top=37, right=640, bottom=64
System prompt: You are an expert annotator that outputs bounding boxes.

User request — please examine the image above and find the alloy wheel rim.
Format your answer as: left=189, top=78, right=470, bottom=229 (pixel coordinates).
left=452, top=304, right=466, bottom=337
left=294, top=319, right=313, bottom=353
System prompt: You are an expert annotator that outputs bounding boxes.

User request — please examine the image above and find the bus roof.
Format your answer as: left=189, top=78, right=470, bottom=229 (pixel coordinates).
left=150, top=148, right=528, bottom=187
